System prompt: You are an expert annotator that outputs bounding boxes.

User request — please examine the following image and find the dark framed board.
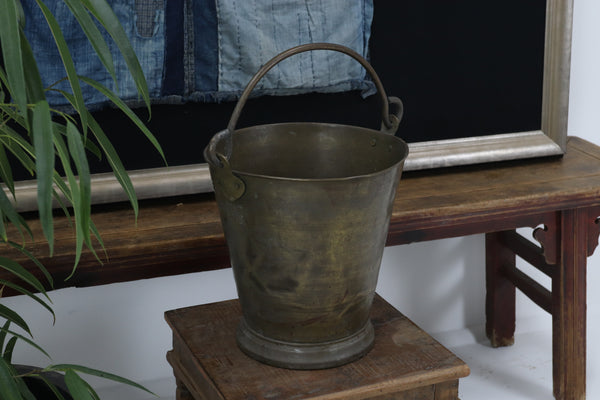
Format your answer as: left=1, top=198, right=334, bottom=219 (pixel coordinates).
left=11, top=0, right=574, bottom=210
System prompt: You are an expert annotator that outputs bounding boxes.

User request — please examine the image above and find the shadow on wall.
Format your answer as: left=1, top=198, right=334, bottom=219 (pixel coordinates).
left=376, top=234, right=486, bottom=335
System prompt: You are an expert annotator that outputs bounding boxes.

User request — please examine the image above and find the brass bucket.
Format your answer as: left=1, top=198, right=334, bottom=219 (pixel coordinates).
left=204, top=43, right=409, bottom=369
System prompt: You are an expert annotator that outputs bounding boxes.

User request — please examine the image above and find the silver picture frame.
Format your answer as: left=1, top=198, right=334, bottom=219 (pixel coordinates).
left=405, top=0, right=572, bottom=171
left=10, top=0, right=573, bottom=212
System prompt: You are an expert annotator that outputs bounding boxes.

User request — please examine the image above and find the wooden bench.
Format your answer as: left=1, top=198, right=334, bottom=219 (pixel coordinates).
left=3, top=136, right=600, bottom=399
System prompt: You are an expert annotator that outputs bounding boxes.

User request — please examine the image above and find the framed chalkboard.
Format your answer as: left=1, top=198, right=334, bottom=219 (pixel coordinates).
left=11, top=0, right=574, bottom=209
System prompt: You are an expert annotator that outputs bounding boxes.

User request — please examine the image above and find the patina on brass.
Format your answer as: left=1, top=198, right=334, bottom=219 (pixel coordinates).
left=204, top=43, right=409, bottom=369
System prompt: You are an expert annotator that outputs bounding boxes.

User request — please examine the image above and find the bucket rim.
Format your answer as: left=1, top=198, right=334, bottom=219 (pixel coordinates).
left=228, top=156, right=407, bottom=182
left=204, top=124, right=409, bottom=182
left=233, top=121, right=384, bottom=133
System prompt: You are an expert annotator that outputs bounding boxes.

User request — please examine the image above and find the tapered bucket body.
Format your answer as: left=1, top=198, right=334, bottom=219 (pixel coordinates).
left=204, top=43, right=409, bottom=369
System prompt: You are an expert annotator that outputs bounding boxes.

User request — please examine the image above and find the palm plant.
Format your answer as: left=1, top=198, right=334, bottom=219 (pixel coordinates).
left=0, top=0, right=164, bottom=397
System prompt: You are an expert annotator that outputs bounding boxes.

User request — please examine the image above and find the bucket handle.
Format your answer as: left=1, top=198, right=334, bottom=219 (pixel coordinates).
left=227, top=42, right=403, bottom=135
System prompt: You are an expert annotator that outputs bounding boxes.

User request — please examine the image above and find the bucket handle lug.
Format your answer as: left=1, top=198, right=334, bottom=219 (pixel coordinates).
left=206, top=129, right=246, bottom=202
left=381, top=96, right=403, bottom=135
left=212, top=151, right=245, bottom=202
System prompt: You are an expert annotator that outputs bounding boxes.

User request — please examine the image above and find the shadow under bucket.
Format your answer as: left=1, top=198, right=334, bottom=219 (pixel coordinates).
left=204, top=43, right=409, bottom=369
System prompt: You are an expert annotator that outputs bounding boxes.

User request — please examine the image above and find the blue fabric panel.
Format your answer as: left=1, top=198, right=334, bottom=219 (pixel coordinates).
left=162, top=0, right=185, bottom=96
left=214, top=0, right=375, bottom=100
left=192, top=0, right=219, bottom=94
left=112, top=1, right=165, bottom=102
left=23, top=0, right=165, bottom=110
left=22, top=0, right=373, bottom=108
left=22, top=1, right=105, bottom=108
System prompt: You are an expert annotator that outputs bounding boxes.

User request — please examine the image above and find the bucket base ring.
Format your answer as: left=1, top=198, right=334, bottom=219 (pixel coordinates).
left=236, top=318, right=375, bottom=370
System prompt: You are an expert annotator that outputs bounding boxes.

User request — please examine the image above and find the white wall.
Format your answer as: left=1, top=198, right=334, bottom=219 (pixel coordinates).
left=4, top=0, right=600, bottom=397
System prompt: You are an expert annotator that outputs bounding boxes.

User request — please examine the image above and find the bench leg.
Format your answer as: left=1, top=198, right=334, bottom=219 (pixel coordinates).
left=551, top=208, right=591, bottom=400
left=541, top=208, right=598, bottom=399
left=486, top=207, right=600, bottom=400
left=485, top=231, right=516, bottom=347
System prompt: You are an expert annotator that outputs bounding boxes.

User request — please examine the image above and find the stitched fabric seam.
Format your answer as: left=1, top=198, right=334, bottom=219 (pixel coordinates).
left=233, top=0, right=242, bottom=77
left=216, top=0, right=223, bottom=91
left=253, top=0, right=263, bottom=89
left=271, top=0, right=281, bottom=87
left=304, top=2, right=316, bottom=88
left=183, top=0, right=194, bottom=96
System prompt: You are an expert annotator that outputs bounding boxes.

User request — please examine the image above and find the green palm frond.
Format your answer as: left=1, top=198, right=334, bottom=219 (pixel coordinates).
left=0, top=0, right=164, bottom=398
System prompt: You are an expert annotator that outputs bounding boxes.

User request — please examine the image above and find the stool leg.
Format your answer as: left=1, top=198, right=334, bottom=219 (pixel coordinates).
left=433, top=380, right=460, bottom=399
left=485, top=231, right=516, bottom=347
left=176, top=378, right=195, bottom=400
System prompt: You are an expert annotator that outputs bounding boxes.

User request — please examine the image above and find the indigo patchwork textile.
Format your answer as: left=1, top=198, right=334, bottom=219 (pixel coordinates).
left=22, top=1, right=165, bottom=109
left=23, top=0, right=374, bottom=109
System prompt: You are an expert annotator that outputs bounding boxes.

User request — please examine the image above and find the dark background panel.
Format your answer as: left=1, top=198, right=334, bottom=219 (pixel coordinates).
left=9, top=1, right=547, bottom=178
left=368, top=0, right=546, bottom=143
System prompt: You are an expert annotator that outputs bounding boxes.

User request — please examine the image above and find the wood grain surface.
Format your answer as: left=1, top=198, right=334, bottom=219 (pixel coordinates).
left=165, top=294, right=469, bottom=400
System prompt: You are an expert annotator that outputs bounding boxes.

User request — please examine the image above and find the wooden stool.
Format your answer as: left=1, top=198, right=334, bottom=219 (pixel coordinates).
left=165, top=294, right=469, bottom=400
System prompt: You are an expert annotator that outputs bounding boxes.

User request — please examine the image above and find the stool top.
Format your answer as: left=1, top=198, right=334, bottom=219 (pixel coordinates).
left=165, top=294, right=470, bottom=400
